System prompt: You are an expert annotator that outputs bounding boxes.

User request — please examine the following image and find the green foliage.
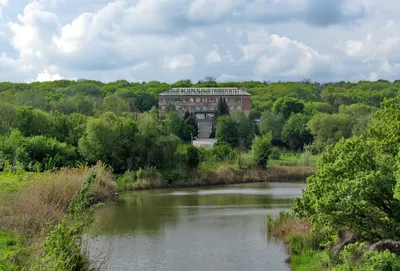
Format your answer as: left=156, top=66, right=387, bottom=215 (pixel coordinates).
left=78, top=112, right=138, bottom=172
left=260, top=111, right=285, bottom=143
left=211, top=143, right=238, bottom=162
left=216, top=97, right=230, bottom=117
left=282, top=113, right=312, bottom=150
left=252, top=133, right=273, bottom=168
left=272, top=97, right=305, bottom=119
left=269, top=147, right=281, bottom=160
left=295, top=137, right=400, bottom=242
left=307, top=113, right=354, bottom=152
left=33, top=166, right=101, bottom=271
left=216, top=115, right=239, bottom=147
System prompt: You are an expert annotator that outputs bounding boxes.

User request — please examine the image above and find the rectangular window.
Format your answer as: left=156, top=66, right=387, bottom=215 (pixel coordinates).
left=202, top=98, right=207, bottom=103
left=195, top=98, right=201, bottom=103
left=176, top=98, right=181, bottom=102
left=210, top=98, right=215, bottom=103
left=229, top=98, right=234, bottom=103
left=189, top=98, right=194, bottom=103
left=182, top=98, right=187, bottom=103
left=162, top=98, right=166, bottom=103
left=236, top=98, right=242, bottom=102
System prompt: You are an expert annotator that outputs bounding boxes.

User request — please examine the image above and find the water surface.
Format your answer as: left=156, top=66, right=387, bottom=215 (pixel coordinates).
left=87, top=182, right=305, bottom=271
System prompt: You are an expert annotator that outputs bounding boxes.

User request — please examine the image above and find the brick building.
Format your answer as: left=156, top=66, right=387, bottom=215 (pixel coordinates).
left=158, top=87, right=252, bottom=117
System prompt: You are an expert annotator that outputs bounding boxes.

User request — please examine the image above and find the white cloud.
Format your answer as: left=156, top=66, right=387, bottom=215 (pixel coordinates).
left=1, top=0, right=400, bottom=83
left=205, top=50, right=221, bottom=63
left=163, top=54, right=196, bottom=69
left=346, top=40, right=363, bottom=56
left=35, top=69, right=64, bottom=81
left=240, top=31, right=335, bottom=80
left=187, top=0, right=244, bottom=22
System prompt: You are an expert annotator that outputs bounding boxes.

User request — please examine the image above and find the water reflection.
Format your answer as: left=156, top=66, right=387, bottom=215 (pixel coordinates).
left=87, top=182, right=304, bottom=271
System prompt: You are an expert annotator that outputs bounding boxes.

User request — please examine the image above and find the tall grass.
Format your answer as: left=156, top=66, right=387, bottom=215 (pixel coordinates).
left=0, top=163, right=116, bottom=270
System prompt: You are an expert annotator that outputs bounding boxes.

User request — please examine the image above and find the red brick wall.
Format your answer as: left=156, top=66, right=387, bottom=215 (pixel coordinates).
left=242, top=97, right=251, bottom=111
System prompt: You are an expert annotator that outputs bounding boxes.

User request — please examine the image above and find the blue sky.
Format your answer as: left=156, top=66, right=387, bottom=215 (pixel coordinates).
left=0, top=0, right=399, bottom=83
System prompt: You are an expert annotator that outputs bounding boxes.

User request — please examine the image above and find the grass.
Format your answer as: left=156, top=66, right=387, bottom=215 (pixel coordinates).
left=0, top=164, right=117, bottom=270
left=270, top=152, right=319, bottom=168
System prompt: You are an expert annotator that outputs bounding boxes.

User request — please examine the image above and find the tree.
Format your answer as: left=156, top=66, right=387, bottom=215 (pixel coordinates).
left=282, top=113, right=312, bottom=150
left=272, top=97, right=305, bottom=119
left=216, top=97, right=230, bottom=117
left=232, top=110, right=255, bottom=150
left=186, top=145, right=200, bottom=170
left=0, top=101, right=16, bottom=135
left=215, top=116, right=239, bottom=148
left=252, top=133, right=273, bottom=168
left=103, top=94, right=130, bottom=115
left=307, top=113, right=354, bottom=152
left=78, top=112, right=138, bottom=172
left=260, top=111, right=285, bottom=144
left=294, top=137, right=400, bottom=242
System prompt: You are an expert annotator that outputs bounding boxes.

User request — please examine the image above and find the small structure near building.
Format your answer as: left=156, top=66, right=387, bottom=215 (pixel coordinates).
left=158, top=87, right=252, bottom=139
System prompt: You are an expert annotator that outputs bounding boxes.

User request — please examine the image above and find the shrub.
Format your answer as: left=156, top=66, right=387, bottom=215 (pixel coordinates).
left=252, top=133, right=273, bottom=168
left=270, top=147, right=281, bottom=160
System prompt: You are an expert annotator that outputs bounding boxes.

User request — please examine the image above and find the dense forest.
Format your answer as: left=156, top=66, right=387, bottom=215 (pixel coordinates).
left=0, top=78, right=396, bottom=175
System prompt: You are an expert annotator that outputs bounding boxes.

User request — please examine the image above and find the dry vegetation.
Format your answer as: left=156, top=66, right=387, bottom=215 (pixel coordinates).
left=0, top=164, right=117, bottom=269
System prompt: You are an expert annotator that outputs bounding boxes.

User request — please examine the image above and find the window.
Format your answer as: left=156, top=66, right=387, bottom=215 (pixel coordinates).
left=182, top=98, right=187, bottom=103
left=162, top=98, right=166, bottom=103
left=236, top=98, right=242, bottom=102
left=195, top=98, right=201, bottom=103
left=202, top=98, right=207, bottom=103
left=210, top=98, right=215, bottom=102
left=176, top=98, right=181, bottom=102
left=229, top=98, right=234, bottom=103
left=189, top=98, right=194, bottom=102
left=196, top=105, right=200, bottom=110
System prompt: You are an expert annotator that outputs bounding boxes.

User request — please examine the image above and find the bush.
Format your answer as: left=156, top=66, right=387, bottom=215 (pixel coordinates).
left=211, top=143, right=237, bottom=162
left=270, top=147, right=281, bottom=160
left=252, top=133, right=273, bottom=168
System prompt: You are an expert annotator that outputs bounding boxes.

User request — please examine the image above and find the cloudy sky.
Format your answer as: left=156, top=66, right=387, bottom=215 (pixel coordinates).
left=0, top=0, right=399, bottom=83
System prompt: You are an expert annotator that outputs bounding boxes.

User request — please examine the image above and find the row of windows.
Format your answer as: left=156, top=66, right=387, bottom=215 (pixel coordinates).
left=161, top=97, right=242, bottom=103
left=161, top=105, right=242, bottom=111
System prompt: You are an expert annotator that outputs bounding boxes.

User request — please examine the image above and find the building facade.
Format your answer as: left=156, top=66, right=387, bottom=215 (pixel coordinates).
left=158, top=87, right=252, bottom=117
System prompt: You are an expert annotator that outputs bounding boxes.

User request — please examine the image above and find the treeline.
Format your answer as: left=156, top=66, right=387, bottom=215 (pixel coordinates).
left=0, top=78, right=399, bottom=174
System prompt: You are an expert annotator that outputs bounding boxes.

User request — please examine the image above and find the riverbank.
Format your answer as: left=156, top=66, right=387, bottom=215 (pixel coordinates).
left=116, top=164, right=315, bottom=191
left=0, top=164, right=117, bottom=270
left=266, top=212, right=400, bottom=271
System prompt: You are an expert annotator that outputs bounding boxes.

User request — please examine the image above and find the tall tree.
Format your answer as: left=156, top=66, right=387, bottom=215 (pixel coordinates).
left=216, top=97, right=230, bottom=117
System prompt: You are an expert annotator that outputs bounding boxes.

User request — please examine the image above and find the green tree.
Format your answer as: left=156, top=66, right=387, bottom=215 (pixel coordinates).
left=216, top=116, right=239, bottom=148
left=282, top=113, right=312, bottom=150
left=272, top=97, right=304, bottom=119
left=103, top=94, right=130, bottom=115
left=252, top=133, right=273, bottom=168
left=232, top=111, right=255, bottom=150
left=216, top=97, right=230, bottom=117
left=294, top=137, right=400, bottom=242
left=0, top=101, right=16, bottom=134
left=260, top=111, right=285, bottom=143
left=307, top=113, right=354, bottom=152
left=78, top=112, right=138, bottom=171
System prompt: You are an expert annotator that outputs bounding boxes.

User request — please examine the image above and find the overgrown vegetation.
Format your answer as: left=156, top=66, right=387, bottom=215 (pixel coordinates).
left=0, top=164, right=116, bottom=270
left=267, top=95, right=400, bottom=270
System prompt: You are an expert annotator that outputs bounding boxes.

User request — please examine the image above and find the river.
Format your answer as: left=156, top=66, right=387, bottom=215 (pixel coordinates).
left=86, top=182, right=305, bottom=271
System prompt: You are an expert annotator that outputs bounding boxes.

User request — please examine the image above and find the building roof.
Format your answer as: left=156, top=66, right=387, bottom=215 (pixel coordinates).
left=159, top=87, right=251, bottom=96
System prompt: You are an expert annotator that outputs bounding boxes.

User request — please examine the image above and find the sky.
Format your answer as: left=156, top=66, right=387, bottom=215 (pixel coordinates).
left=0, top=0, right=399, bottom=83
